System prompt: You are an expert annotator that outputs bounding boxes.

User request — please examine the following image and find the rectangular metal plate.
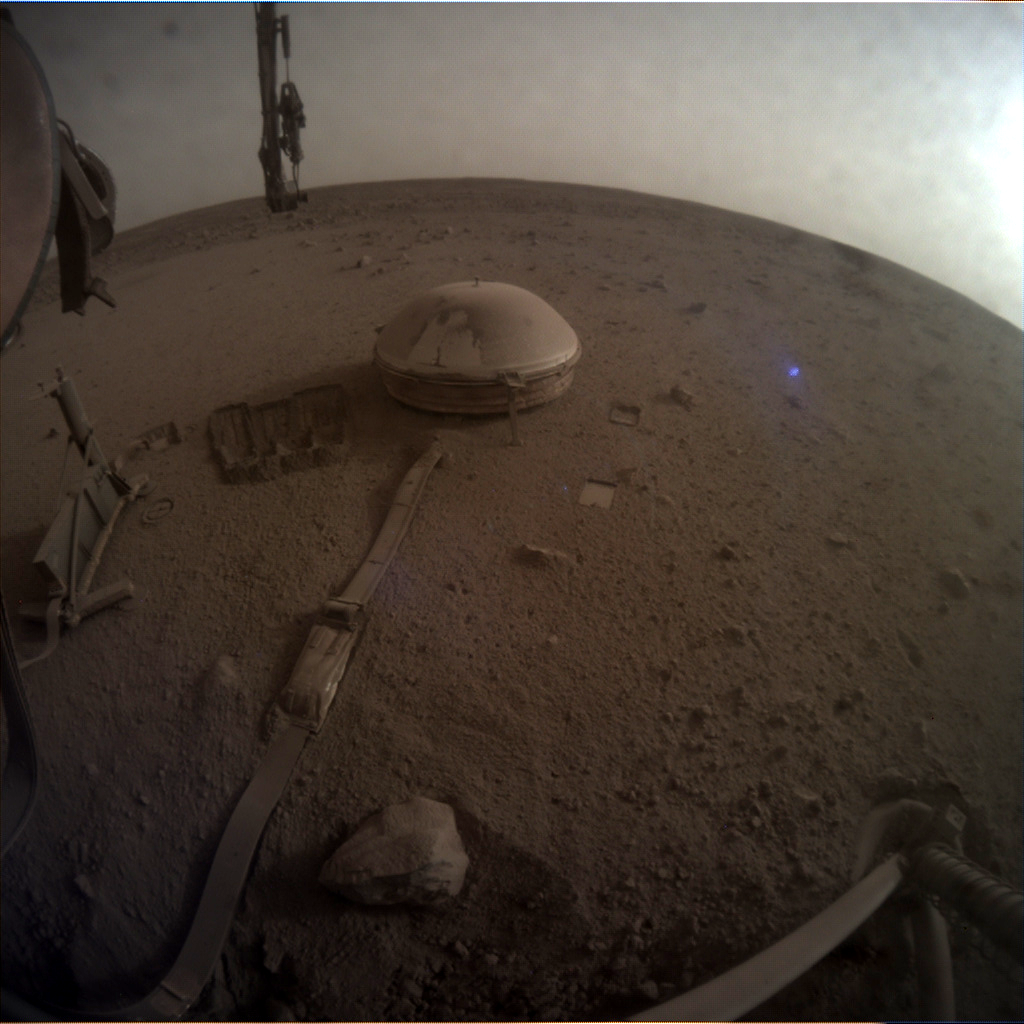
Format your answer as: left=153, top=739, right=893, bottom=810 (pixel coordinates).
left=609, top=403, right=641, bottom=426
left=208, top=384, right=347, bottom=483
left=579, top=479, right=617, bottom=508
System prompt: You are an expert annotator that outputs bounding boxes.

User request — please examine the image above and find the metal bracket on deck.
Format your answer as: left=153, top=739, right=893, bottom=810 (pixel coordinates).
left=499, top=370, right=526, bottom=446
left=18, top=371, right=150, bottom=667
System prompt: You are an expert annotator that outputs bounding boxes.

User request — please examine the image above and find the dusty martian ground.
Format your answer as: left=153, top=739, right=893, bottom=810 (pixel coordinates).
left=1, top=178, right=1021, bottom=1021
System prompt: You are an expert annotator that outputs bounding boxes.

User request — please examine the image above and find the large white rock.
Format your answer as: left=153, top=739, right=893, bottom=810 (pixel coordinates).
left=319, top=797, right=469, bottom=905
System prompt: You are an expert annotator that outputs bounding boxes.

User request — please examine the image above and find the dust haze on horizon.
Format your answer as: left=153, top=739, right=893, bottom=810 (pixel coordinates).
left=8, top=1, right=1022, bottom=327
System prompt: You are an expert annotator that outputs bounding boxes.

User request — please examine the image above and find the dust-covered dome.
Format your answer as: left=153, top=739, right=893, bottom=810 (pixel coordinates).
left=373, top=280, right=581, bottom=414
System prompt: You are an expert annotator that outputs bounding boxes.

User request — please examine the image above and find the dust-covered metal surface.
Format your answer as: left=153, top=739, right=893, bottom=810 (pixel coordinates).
left=374, top=279, right=581, bottom=414
left=208, top=383, right=346, bottom=482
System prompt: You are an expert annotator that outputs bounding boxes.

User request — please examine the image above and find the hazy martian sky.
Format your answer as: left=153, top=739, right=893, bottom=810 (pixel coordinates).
left=8, top=1, right=1023, bottom=326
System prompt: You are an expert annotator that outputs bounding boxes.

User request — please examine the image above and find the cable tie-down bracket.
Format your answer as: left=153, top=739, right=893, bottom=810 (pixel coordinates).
left=323, top=597, right=365, bottom=628
left=499, top=370, right=526, bottom=446
left=277, top=602, right=364, bottom=732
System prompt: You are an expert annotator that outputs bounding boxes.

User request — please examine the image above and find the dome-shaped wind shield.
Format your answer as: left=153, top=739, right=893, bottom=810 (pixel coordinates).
left=374, top=280, right=581, bottom=414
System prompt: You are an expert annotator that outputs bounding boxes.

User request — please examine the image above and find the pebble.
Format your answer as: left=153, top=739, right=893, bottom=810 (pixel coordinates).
left=319, top=797, right=469, bottom=905
left=639, top=979, right=660, bottom=1001
left=669, top=385, right=694, bottom=409
left=938, top=567, right=970, bottom=599
left=826, top=531, right=852, bottom=548
left=716, top=544, right=738, bottom=560
left=690, top=704, right=713, bottom=725
left=897, top=628, right=925, bottom=668
left=872, top=768, right=918, bottom=802
left=515, top=543, right=574, bottom=569
left=722, top=624, right=747, bottom=645
left=357, top=254, right=372, bottom=268
left=74, top=874, right=96, bottom=900
left=452, top=940, right=470, bottom=959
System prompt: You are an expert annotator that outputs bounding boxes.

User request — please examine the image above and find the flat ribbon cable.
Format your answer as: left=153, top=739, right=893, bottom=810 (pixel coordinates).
left=112, top=440, right=443, bottom=1020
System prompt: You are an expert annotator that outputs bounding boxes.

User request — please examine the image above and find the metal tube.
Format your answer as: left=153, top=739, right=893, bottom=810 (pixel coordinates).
left=75, top=489, right=132, bottom=598
left=908, top=897, right=956, bottom=1020
left=910, top=843, right=1024, bottom=963
left=54, top=376, right=92, bottom=451
left=634, top=855, right=906, bottom=1021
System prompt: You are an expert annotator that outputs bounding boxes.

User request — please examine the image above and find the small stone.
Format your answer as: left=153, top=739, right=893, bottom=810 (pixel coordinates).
left=452, top=940, right=470, bottom=959
left=669, top=385, right=694, bottom=409
left=639, top=979, right=660, bottom=1001
left=357, top=254, right=372, bottom=268
left=74, top=874, right=96, bottom=900
left=716, top=544, right=738, bottom=561
left=319, top=797, right=469, bottom=905
left=722, top=624, right=747, bottom=645
left=897, top=629, right=925, bottom=668
left=791, top=858, right=818, bottom=883
left=212, top=654, right=240, bottom=685
left=938, top=568, right=970, bottom=599
left=690, top=704, right=713, bottom=725
left=872, top=768, right=918, bottom=802
left=514, top=544, right=574, bottom=569
left=826, top=532, right=852, bottom=548
left=482, top=953, right=499, bottom=967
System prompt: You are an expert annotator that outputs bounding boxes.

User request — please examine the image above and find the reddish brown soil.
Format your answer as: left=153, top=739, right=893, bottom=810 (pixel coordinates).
left=2, top=179, right=1021, bottom=1021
